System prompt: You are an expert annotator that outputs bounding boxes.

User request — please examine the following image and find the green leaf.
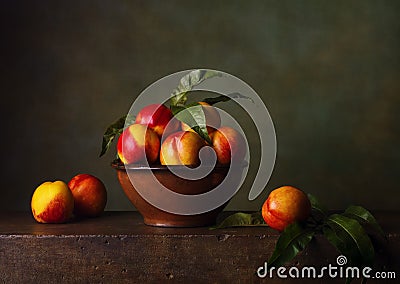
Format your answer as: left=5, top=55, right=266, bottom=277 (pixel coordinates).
left=267, top=222, right=315, bottom=268
left=202, top=95, right=231, bottom=105
left=323, top=225, right=358, bottom=262
left=172, top=103, right=211, bottom=144
left=307, top=193, right=325, bottom=215
left=99, top=115, right=135, bottom=157
left=170, top=70, right=222, bottom=106
left=343, top=205, right=385, bottom=238
left=210, top=212, right=267, bottom=230
left=325, top=214, right=375, bottom=265
left=307, top=194, right=326, bottom=225
left=202, top=92, right=253, bottom=105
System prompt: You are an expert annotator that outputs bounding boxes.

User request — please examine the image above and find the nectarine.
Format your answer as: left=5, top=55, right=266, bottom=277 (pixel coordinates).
left=117, top=124, right=160, bottom=164
left=68, top=174, right=107, bottom=217
left=31, top=181, right=74, bottom=223
left=135, top=104, right=178, bottom=137
left=160, top=131, right=206, bottom=166
left=262, top=186, right=311, bottom=231
left=210, top=126, right=246, bottom=165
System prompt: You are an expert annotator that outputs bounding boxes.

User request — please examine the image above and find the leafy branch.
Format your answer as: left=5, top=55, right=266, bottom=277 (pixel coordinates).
left=171, top=103, right=211, bottom=144
left=170, top=69, right=222, bottom=107
left=211, top=194, right=385, bottom=282
left=169, top=70, right=252, bottom=144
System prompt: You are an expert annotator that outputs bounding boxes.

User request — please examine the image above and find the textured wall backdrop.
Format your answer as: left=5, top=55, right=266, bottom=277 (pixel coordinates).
left=1, top=1, right=399, bottom=211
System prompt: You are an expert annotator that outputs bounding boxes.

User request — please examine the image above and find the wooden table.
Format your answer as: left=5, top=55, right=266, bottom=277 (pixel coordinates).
left=1, top=212, right=399, bottom=283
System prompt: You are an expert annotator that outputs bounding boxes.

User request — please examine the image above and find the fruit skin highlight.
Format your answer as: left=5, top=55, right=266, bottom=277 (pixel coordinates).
left=160, top=131, right=206, bottom=166
left=262, top=186, right=311, bottom=232
left=68, top=174, right=107, bottom=217
left=31, top=181, right=74, bottom=223
left=210, top=126, right=246, bottom=165
left=135, top=104, right=178, bottom=137
left=117, top=123, right=160, bottom=165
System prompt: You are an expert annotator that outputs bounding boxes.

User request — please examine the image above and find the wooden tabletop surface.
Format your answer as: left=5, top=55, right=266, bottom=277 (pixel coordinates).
left=1, top=211, right=399, bottom=236
left=0, top=211, right=278, bottom=236
left=1, top=211, right=399, bottom=283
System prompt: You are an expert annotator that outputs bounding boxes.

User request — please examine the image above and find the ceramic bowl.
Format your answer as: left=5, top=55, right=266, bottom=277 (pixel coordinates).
left=112, top=160, right=245, bottom=227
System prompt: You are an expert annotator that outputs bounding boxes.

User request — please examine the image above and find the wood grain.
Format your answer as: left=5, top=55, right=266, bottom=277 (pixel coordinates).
left=1, top=212, right=399, bottom=283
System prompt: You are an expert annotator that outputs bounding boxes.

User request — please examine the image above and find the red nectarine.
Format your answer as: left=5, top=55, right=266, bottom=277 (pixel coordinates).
left=210, top=126, right=246, bottom=165
left=262, top=186, right=311, bottom=231
left=135, top=104, right=178, bottom=137
left=68, top=174, right=107, bottom=217
left=117, top=124, right=160, bottom=164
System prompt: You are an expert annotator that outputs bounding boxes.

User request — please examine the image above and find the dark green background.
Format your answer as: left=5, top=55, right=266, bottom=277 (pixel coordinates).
left=1, top=1, right=399, bottom=211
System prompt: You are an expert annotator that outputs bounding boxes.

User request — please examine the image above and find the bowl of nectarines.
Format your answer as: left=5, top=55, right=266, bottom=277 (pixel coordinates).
left=107, top=103, right=247, bottom=227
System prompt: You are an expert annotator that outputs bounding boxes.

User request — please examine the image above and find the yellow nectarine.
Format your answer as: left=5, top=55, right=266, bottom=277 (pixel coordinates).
left=31, top=181, right=74, bottom=223
left=160, top=131, right=206, bottom=166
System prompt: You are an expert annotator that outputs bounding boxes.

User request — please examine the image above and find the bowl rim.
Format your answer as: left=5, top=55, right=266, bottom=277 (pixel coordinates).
left=111, top=159, right=247, bottom=171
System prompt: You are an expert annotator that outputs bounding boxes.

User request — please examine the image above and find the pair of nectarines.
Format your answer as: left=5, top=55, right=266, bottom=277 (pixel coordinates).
left=31, top=174, right=107, bottom=223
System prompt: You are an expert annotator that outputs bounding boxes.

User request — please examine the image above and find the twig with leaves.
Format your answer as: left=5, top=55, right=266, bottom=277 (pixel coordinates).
left=211, top=194, right=386, bottom=283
